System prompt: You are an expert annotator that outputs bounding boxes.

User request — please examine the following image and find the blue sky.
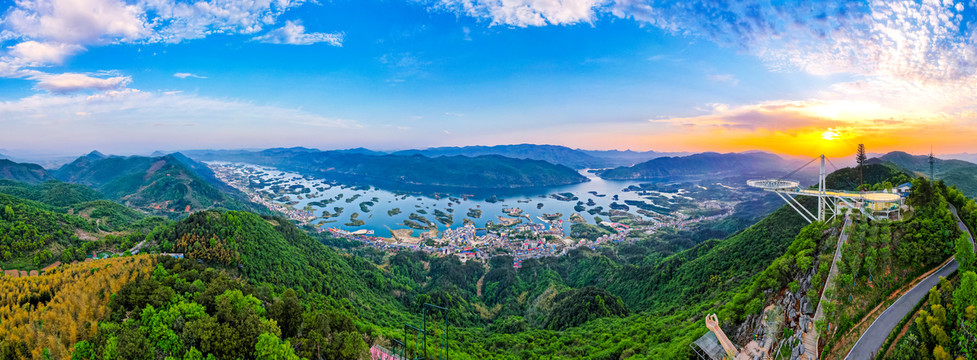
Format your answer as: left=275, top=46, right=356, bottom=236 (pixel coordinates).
left=2, top=0, right=977, bottom=157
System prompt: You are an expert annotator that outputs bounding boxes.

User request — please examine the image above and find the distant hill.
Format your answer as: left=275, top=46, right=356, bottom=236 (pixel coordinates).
left=335, top=147, right=387, bottom=156
left=0, top=159, right=53, bottom=184
left=395, top=144, right=608, bottom=169
left=186, top=147, right=589, bottom=189
left=577, top=149, right=691, bottom=167
left=596, top=152, right=796, bottom=180
left=941, top=152, right=977, bottom=164
left=394, top=144, right=687, bottom=169
left=878, top=151, right=977, bottom=196
left=54, top=153, right=267, bottom=217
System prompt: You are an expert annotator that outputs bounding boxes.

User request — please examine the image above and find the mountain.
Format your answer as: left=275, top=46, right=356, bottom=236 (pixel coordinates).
left=878, top=151, right=977, bottom=196
left=937, top=152, right=977, bottom=164
left=54, top=153, right=266, bottom=217
left=596, top=151, right=797, bottom=180
left=185, top=147, right=589, bottom=189
left=824, top=161, right=913, bottom=190
left=394, top=144, right=608, bottom=169
left=0, top=159, right=53, bottom=184
left=335, top=147, right=387, bottom=156
left=577, top=149, right=691, bottom=167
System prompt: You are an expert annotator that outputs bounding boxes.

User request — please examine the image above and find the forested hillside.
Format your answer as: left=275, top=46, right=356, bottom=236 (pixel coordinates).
left=0, top=159, right=52, bottom=184
left=880, top=151, right=977, bottom=197
left=54, top=154, right=266, bottom=218
left=824, top=162, right=912, bottom=190
left=0, top=179, right=803, bottom=359
left=0, top=162, right=960, bottom=359
left=0, top=256, right=155, bottom=359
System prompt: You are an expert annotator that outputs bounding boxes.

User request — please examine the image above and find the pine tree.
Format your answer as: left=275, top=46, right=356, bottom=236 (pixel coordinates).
left=856, top=144, right=867, bottom=187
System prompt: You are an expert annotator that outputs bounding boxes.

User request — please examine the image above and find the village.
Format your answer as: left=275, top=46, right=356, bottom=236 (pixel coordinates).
left=208, top=161, right=744, bottom=268
left=321, top=206, right=732, bottom=268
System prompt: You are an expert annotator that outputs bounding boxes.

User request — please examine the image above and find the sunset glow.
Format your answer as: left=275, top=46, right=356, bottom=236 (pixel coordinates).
left=822, top=130, right=840, bottom=141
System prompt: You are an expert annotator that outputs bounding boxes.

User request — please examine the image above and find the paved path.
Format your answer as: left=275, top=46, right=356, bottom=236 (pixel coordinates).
left=807, top=215, right=852, bottom=359
left=845, top=205, right=975, bottom=359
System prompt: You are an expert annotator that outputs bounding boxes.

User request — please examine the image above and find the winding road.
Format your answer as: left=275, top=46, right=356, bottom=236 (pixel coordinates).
left=844, top=204, right=975, bottom=359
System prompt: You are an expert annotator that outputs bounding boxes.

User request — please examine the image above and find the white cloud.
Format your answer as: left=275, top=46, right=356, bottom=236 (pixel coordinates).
left=432, top=0, right=606, bottom=27
left=1, top=0, right=315, bottom=45
left=3, top=0, right=149, bottom=44
left=7, top=41, right=85, bottom=66
left=252, top=21, right=343, bottom=46
left=139, top=0, right=313, bottom=43
left=173, top=72, right=206, bottom=79
left=31, top=73, right=131, bottom=93
left=0, top=0, right=329, bottom=95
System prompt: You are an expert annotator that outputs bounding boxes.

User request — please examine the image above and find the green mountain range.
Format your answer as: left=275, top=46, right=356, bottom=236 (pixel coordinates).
left=0, top=159, right=53, bottom=184
left=879, top=151, right=977, bottom=196
left=184, top=147, right=590, bottom=189
left=393, top=144, right=687, bottom=169
left=54, top=152, right=266, bottom=217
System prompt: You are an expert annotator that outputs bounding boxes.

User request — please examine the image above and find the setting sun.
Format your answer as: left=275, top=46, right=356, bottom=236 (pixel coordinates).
left=822, top=129, right=840, bottom=141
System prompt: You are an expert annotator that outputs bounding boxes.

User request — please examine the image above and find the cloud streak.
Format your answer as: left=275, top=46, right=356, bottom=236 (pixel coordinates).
left=430, top=0, right=606, bottom=27
left=30, top=73, right=131, bottom=93
left=252, top=21, right=344, bottom=46
left=173, top=72, right=206, bottom=79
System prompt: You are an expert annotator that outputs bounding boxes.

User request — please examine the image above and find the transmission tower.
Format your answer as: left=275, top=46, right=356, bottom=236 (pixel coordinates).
left=929, top=146, right=935, bottom=181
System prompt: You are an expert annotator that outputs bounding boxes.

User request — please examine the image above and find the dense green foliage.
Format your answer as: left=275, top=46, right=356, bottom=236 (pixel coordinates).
left=542, top=287, right=629, bottom=330
left=150, top=212, right=374, bottom=296
left=824, top=162, right=912, bottom=190
left=887, top=188, right=977, bottom=359
left=69, top=200, right=147, bottom=231
left=78, top=256, right=368, bottom=360
left=818, top=178, right=960, bottom=357
left=889, top=273, right=977, bottom=360
left=0, top=193, right=93, bottom=262
left=0, top=179, right=103, bottom=207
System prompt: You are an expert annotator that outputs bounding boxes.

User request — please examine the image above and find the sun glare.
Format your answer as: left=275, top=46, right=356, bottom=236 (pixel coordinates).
left=822, top=129, right=840, bottom=141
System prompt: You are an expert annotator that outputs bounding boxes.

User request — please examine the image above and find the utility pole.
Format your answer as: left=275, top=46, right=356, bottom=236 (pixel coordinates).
left=856, top=144, right=866, bottom=188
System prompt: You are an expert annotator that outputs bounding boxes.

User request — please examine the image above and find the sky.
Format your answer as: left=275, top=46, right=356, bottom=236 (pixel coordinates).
left=2, top=0, right=977, bottom=158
